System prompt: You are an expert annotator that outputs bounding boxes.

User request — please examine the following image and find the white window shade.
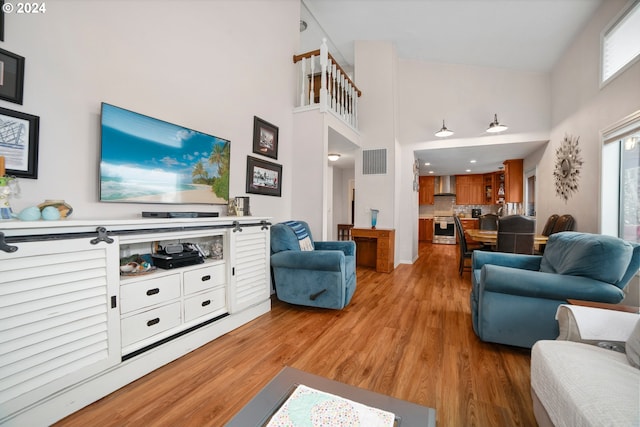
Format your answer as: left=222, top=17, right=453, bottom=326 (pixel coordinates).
left=602, top=0, right=640, bottom=83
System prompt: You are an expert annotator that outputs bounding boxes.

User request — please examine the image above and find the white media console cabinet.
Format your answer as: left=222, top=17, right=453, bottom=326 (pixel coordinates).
left=0, top=216, right=272, bottom=426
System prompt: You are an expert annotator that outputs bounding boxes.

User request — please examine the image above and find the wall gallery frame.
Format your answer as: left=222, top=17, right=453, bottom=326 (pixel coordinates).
left=246, top=156, right=282, bottom=197
left=252, top=116, right=278, bottom=159
left=0, top=107, right=40, bottom=178
left=0, top=47, right=25, bottom=104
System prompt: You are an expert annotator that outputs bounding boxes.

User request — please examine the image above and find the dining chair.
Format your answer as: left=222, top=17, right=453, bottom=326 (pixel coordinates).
left=479, top=214, right=498, bottom=231
left=454, top=215, right=485, bottom=276
left=550, top=214, right=575, bottom=234
left=541, top=214, right=559, bottom=236
left=496, top=215, right=536, bottom=254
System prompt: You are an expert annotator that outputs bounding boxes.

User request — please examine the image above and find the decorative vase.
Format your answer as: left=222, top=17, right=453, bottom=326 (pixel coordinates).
left=0, top=176, right=18, bottom=220
left=371, top=209, right=379, bottom=229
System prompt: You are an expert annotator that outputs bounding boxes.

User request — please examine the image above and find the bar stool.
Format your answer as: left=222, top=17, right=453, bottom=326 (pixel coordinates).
left=337, top=224, right=353, bottom=240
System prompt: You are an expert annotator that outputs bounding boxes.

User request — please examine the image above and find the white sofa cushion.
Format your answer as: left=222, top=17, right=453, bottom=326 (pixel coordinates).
left=531, top=340, right=640, bottom=427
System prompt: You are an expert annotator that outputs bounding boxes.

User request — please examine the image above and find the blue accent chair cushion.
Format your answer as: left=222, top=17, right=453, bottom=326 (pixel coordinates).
left=270, top=221, right=356, bottom=309
left=471, top=232, right=640, bottom=348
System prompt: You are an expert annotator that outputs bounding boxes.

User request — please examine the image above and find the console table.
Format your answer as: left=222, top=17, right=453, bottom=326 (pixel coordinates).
left=351, top=227, right=395, bottom=273
left=0, top=217, right=272, bottom=426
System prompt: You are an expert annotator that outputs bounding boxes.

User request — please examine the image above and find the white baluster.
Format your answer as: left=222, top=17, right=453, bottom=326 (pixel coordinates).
left=327, top=59, right=333, bottom=110
left=299, top=57, right=306, bottom=107
left=309, top=54, right=315, bottom=105
left=332, top=63, right=337, bottom=111
left=320, top=38, right=328, bottom=111
left=340, top=74, right=346, bottom=116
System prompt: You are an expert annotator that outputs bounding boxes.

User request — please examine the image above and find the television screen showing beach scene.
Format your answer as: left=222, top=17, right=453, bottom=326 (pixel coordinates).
left=100, top=103, right=229, bottom=204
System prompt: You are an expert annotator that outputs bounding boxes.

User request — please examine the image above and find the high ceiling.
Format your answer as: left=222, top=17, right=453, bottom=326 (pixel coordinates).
left=301, top=0, right=602, bottom=174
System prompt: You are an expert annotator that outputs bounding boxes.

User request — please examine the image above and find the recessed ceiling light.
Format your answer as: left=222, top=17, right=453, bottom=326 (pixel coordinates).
left=424, top=162, right=431, bottom=166
left=470, top=159, right=477, bottom=163
left=428, top=170, right=435, bottom=174
left=465, top=169, right=471, bottom=172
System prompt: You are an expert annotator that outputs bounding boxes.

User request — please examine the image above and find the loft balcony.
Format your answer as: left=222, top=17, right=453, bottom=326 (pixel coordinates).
left=293, top=39, right=361, bottom=130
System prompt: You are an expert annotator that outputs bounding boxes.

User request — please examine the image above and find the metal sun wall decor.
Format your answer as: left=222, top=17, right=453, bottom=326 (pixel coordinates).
left=553, top=134, right=583, bottom=202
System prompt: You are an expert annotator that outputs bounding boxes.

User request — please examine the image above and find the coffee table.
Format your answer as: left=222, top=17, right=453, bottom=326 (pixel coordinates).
left=225, top=366, right=436, bottom=426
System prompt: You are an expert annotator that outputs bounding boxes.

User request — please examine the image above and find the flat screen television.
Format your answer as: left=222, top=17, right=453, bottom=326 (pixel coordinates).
left=100, top=103, right=229, bottom=205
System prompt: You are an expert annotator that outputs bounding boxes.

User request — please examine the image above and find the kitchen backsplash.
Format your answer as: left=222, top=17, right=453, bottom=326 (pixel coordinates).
left=420, top=204, right=499, bottom=218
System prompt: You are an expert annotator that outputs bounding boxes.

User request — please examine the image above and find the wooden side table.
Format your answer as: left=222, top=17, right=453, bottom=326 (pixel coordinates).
left=351, top=228, right=395, bottom=273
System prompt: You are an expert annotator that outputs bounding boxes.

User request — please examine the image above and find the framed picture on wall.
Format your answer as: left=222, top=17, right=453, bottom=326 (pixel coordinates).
left=0, top=107, right=40, bottom=178
left=246, top=156, right=282, bottom=197
left=252, top=116, right=279, bottom=159
left=0, top=48, right=25, bottom=104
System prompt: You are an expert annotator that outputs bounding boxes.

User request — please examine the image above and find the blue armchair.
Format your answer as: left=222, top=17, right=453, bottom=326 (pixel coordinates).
left=270, top=221, right=356, bottom=309
left=471, top=231, right=640, bottom=348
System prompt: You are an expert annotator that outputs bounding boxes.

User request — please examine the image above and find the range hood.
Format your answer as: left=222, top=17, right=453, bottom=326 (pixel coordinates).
left=434, top=175, right=456, bottom=196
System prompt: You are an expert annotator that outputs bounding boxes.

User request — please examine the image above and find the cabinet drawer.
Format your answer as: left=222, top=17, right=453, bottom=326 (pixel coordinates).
left=183, top=264, right=226, bottom=295
left=120, top=274, right=181, bottom=314
left=121, top=302, right=182, bottom=347
left=184, top=287, right=227, bottom=322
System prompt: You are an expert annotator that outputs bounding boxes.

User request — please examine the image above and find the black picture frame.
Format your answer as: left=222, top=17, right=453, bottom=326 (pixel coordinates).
left=0, top=47, right=25, bottom=104
left=252, top=116, right=278, bottom=159
left=0, top=107, right=39, bottom=178
left=246, top=156, right=282, bottom=197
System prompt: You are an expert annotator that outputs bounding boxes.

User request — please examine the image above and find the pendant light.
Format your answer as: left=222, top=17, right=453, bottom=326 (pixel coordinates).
left=486, top=114, right=508, bottom=133
left=434, top=120, right=454, bottom=137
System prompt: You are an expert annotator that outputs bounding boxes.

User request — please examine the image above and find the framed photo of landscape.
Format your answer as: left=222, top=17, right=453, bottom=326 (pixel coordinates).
left=0, top=107, right=39, bottom=178
left=0, top=48, right=25, bottom=104
left=252, top=116, right=278, bottom=159
left=246, top=156, right=282, bottom=197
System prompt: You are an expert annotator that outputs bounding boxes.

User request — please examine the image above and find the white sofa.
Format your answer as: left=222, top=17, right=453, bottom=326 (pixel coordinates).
left=531, top=305, right=640, bottom=427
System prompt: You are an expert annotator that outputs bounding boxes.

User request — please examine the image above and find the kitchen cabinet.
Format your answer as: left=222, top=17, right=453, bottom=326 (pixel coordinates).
left=458, top=218, right=479, bottom=244
left=503, top=159, right=524, bottom=203
left=455, top=174, right=484, bottom=205
left=418, top=176, right=435, bottom=205
left=483, top=173, right=496, bottom=204
left=419, top=218, right=433, bottom=242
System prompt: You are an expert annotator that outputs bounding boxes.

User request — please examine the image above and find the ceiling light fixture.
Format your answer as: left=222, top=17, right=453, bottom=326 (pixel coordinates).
left=434, top=120, right=454, bottom=137
left=328, top=153, right=341, bottom=161
left=486, top=114, right=508, bottom=133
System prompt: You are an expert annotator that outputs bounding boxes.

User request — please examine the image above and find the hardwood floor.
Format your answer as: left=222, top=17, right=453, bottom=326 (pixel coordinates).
left=56, top=243, right=536, bottom=427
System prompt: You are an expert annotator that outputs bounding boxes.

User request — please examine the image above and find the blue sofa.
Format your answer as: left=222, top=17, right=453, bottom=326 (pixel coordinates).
left=270, top=221, right=356, bottom=309
left=471, top=231, right=640, bottom=348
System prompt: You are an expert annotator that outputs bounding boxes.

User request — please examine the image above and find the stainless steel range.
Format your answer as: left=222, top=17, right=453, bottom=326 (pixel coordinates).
left=432, top=177, right=456, bottom=245
left=433, top=216, right=456, bottom=244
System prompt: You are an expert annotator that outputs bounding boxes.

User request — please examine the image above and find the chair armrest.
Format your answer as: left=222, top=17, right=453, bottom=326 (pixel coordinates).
left=556, top=304, right=639, bottom=343
left=480, top=264, right=626, bottom=303
left=314, top=241, right=355, bottom=256
left=271, top=250, right=345, bottom=272
left=472, top=250, right=541, bottom=271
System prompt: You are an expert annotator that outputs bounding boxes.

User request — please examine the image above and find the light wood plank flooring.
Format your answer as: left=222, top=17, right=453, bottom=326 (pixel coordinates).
left=56, top=242, right=536, bottom=426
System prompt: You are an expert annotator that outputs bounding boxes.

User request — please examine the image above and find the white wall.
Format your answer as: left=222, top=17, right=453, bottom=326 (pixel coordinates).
left=353, top=41, right=397, bottom=230
left=536, top=0, right=640, bottom=234
left=3, top=0, right=298, bottom=221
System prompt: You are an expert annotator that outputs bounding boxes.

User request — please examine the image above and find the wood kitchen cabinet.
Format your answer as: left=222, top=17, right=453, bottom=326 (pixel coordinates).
left=418, top=176, right=435, bottom=205
left=419, top=218, right=433, bottom=241
left=458, top=218, right=479, bottom=244
left=455, top=174, right=484, bottom=205
left=483, top=173, right=496, bottom=204
left=503, top=159, right=524, bottom=203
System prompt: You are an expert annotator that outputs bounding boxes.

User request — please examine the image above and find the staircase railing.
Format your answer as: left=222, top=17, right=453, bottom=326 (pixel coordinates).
left=293, top=38, right=361, bottom=129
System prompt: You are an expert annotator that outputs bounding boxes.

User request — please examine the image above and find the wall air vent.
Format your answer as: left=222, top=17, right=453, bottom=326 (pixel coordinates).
left=362, top=149, right=387, bottom=175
